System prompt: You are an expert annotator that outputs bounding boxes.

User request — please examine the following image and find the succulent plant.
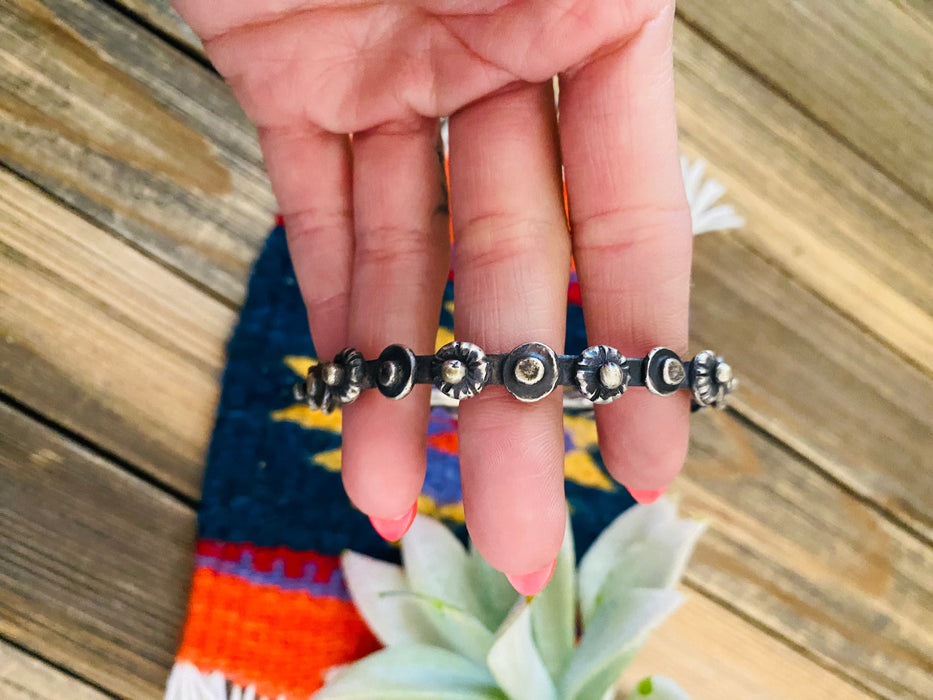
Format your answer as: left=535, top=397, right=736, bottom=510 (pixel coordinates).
left=317, top=498, right=704, bottom=700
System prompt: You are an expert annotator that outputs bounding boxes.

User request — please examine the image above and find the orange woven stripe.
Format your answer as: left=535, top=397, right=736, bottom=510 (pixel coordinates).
left=177, top=567, right=380, bottom=699
left=427, top=430, right=458, bottom=453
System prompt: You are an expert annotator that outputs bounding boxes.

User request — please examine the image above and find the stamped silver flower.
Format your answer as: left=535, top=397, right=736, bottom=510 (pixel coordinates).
left=432, top=341, right=489, bottom=399
left=690, top=350, right=738, bottom=409
left=575, top=345, right=630, bottom=404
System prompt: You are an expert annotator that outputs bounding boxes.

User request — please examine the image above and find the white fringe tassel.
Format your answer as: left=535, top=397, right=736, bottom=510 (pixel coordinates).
left=680, top=155, right=745, bottom=234
left=164, top=663, right=289, bottom=700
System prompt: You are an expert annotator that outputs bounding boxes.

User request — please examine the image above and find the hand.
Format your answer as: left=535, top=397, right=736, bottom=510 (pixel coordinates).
left=173, top=0, right=692, bottom=594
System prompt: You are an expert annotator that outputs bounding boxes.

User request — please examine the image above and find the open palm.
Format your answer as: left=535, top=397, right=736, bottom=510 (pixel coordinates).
left=174, top=0, right=693, bottom=595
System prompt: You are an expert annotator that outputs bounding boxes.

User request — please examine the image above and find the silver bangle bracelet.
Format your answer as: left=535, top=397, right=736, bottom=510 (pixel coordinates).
left=294, top=342, right=737, bottom=414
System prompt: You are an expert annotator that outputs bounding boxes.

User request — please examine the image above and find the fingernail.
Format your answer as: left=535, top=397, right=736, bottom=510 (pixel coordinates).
left=506, top=558, right=557, bottom=596
left=628, top=487, right=667, bottom=505
left=369, top=502, right=418, bottom=542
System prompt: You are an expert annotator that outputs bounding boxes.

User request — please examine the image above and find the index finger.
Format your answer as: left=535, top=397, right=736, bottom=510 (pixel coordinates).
left=558, top=3, right=692, bottom=501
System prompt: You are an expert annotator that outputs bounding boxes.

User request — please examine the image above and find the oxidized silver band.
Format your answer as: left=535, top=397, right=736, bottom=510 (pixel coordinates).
left=294, top=342, right=737, bottom=414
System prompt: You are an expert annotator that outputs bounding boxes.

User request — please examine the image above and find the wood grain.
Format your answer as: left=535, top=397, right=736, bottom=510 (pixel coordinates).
left=0, top=642, right=112, bottom=700
left=620, top=589, right=873, bottom=700
left=691, top=233, right=933, bottom=542
left=0, top=403, right=196, bottom=699
left=678, top=408, right=933, bottom=697
left=0, top=0, right=274, bottom=304
left=0, top=168, right=234, bottom=498
left=0, top=403, right=880, bottom=700
left=677, top=0, right=933, bottom=205
left=114, top=0, right=203, bottom=56
left=675, top=17, right=933, bottom=376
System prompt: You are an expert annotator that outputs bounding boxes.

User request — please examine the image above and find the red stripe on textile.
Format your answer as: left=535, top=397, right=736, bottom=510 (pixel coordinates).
left=196, top=540, right=343, bottom=583
left=567, top=280, right=582, bottom=306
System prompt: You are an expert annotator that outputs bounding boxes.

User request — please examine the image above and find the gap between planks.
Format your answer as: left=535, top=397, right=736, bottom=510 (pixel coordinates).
left=676, top=0, right=933, bottom=207
left=674, top=12, right=931, bottom=217
left=0, top=638, right=117, bottom=700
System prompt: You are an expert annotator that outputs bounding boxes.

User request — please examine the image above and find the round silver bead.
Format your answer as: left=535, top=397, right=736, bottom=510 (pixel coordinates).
left=441, top=359, right=467, bottom=385
left=599, top=362, right=624, bottom=390
left=321, top=362, right=344, bottom=387
left=715, top=362, right=734, bottom=384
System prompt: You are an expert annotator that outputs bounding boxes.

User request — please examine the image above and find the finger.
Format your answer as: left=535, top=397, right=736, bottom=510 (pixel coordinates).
left=258, top=125, right=353, bottom=360
left=449, top=81, right=571, bottom=585
left=558, top=4, right=692, bottom=500
left=340, top=117, right=451, bottom=530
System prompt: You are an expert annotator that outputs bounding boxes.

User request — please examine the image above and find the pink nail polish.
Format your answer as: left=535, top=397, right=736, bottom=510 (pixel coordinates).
left=369, top=502, right=418, bottom=542
left=628, top=487, right=667, bottom=505
left=506, top=558, right=557, bottom=596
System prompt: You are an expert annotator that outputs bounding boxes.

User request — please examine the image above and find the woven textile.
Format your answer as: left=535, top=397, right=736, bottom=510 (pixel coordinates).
left=166, top=222, right=639, bottom=699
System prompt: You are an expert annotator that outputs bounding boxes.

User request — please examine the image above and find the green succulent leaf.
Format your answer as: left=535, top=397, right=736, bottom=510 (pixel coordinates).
left=316, top=644, right=507, bottom=700
left=634, top=519, right=705, bottom=589
left=624, top=675, right=691, bottom=700
left=560, top=588, right=683, bottom=700
left=572, top=654, right=639, bottom=700
left=487, top=601, right=558, bottom=700
left=578, top=500, right=678, bottom=624
left=467, top=542, right=520, bottom=630
left=401, top=515, right=486, bottom=621
left=380, top=590, right=496, bottom=665
left=341, top=551, right=444, bottom=647
left=592, top=519, right=705, bottom=616
left=530, top=512, right=575, bottom=684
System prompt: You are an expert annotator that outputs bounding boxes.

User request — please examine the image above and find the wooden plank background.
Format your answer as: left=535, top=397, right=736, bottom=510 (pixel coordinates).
left=1, top=0, right=931, bottom=698
left=0, top=642, right=113, bottom=700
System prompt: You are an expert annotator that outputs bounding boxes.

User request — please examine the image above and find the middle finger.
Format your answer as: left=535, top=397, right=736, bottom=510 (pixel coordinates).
left=449, top=81, right=571, bottom=592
